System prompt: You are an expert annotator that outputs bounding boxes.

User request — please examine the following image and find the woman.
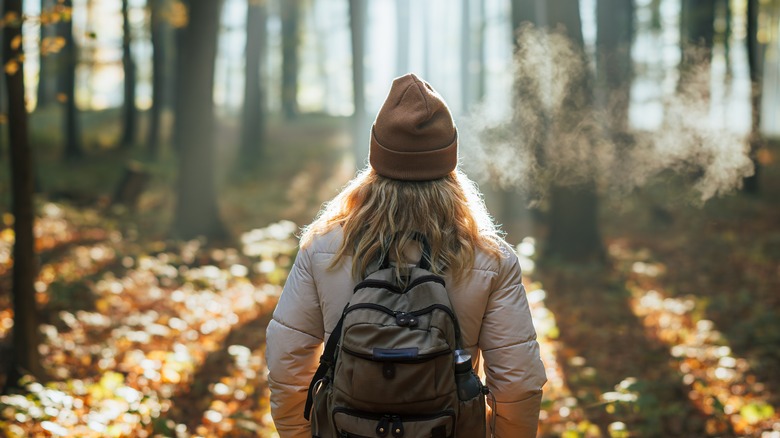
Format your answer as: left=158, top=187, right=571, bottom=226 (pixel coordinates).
left=266, top=73, right=546, bottom=438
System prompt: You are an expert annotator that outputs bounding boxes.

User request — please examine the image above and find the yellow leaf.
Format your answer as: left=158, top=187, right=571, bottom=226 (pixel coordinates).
left=10, top=35, right=22, bottom=50
left=3, top=12, right=20, bottom=26
left=0, top=113, right=8, bottom=125
left=167, top=1, right=189, bottom=28
left=56, top=93, right=68, bottom=103
left=4, top=60, right=19, bottom=76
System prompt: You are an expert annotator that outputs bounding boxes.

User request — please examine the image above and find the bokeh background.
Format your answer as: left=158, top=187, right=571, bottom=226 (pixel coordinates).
left=1, top=0, right=779, bottom=436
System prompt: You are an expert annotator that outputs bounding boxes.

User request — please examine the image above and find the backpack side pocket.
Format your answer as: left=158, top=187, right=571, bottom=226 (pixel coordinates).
left=311, top=377, right=334, bottom=438
left=456, top=391, right=486, bottom=438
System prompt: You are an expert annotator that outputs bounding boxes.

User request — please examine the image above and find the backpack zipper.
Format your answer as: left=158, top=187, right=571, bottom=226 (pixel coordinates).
left=341, top=345, right=451, bottom=362
left=344, top=302, right=463, bottom=343
left=353, top=275, right=446, bottom=294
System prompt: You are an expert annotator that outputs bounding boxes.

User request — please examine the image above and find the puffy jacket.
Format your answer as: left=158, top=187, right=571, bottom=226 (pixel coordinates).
left=265, top=227, right=547, bottom=438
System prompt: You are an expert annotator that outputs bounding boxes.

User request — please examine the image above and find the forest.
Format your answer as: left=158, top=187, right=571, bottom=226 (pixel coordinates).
left=1, top=0, right=779, bottom=436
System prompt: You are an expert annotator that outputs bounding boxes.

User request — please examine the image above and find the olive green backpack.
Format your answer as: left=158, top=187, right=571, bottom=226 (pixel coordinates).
left=304, top=236, right=489, bottom=438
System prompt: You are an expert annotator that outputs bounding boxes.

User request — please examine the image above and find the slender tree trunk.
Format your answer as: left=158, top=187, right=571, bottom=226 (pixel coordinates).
left=744, top=0, right=761, bottom=193
left=596, top=0, right=634, bottom=133
left=3, top=0, right=45, bottom=383
left=349, top=0, right=367, bottom=167
left=239, top=0, right=267, bottom=168
left=545, top=0, right=604, bottom=262
left=37, top=0, right=57, bottom=109
left=476, top=0, right=486, bottom=102
left=173, top=0, right=227, bottom=240
left=460, top=0, right=471, bottom=113
left=395, top=0, right=410, bottom=76
left=280, top=0, right=300, bottom=120
left=61, top=0, right=82, bottom=160
left=422, top=2, right=430, bottom=79
left=147, top=0, right=167, bottom=158
left=120, top=0, right=136, bottom=148
left=678, top=0, right=716, bottom=96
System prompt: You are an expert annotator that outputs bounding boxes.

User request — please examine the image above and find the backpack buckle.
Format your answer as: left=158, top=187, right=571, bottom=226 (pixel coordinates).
left=395, top=312, right=419, bottom=327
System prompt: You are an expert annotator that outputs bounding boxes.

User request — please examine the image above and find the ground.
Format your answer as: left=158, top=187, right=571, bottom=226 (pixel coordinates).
left=0, top=109, right=778, bottom=437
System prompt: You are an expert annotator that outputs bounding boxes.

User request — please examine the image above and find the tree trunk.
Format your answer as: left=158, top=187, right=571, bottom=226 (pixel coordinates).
left=280, top=0, right=300, bottom=120
left=239, top=0, right=267, bottom=168
left=744, top=0, right=761, bottom=193
left=120, top=0, right=137, bottom=148
left=147, top=0, right=167, bottom=158
left=678, top=0, right=716, bottom=95
left=596, top=0, right=634, bottom=133
left=36, top=0, right=57, bottom=109
left=395, top=0, right=410, bottom=76
left=61, top=0, right=82, bottom=160
left=460, top=0, right=471, bottom=113
left=476, top=0, right=486, bottom=102
left=3, top=0, right=46, bottom=382
left=349, top=0, right=367, bottom=167
left=173, top=0, right=227, bottom=240
left=545, top=0, right=604, bottom=262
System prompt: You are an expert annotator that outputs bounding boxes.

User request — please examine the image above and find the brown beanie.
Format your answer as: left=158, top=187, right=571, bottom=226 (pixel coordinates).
left=369, top=73, right=458, bottom=181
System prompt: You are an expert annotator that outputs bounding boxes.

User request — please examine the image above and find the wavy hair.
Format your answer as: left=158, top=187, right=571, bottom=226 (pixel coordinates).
left=300, top=167, right=505, bottom=280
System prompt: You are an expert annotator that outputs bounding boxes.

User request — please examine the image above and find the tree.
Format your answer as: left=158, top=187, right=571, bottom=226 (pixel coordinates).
left=239, top=0, right=267, bottom=167
left=544, top=1, right=603, bottom=261
left=395, top=0, right=410, bottom=76
left=3, top=0, right=46, bottom=383
left=460, top=0, right=471, bottom=113
left=60, top=0, right=82, bottom=160
left=36, top=0, right=57, bottom=109
left=596, top=0, right=634, bottom=133
left=147, top=0, right=168, bottom=158
left=280, top=0, right=301, bottom=120
left=678, top=0, right=716, bottom=96
left=743, top=0, right=762, bottom=193
left=120, top=0, right=137, bottom=148
left=172, top=0, right=227, bottom=240
left=349, top=0, right=367, bottom=166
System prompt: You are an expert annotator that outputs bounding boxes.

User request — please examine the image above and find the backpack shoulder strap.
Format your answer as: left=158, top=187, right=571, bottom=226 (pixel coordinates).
left=303, top=311, right=345, bottom=420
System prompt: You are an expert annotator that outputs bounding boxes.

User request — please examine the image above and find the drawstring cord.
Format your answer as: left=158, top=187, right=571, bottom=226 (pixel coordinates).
left=488, top=390, right=497, bottom=438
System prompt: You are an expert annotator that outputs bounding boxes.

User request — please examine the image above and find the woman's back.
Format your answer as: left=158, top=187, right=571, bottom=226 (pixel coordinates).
left=265, top=73, right=546, bottom=438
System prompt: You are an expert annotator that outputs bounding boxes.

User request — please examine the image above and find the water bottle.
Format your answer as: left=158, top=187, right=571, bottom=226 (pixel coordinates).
left=453, top=349, right=482, bottom=401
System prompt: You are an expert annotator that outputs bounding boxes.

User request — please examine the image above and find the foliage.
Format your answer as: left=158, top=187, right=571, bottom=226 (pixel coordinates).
left=0, top=202, right=297, bottom=436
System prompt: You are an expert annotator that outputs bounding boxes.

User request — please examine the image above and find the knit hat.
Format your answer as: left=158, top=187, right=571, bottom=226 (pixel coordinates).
left=369, top=73, right=458, bottom=181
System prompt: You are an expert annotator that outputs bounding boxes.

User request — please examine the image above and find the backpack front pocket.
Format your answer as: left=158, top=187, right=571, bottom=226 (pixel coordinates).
left=339, top=349, right=454, bottom=409
left=333, top=408, right=455, bottom=438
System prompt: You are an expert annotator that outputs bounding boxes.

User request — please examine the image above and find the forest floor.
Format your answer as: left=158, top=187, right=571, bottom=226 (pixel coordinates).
left=0, top=110, right=779, bottom=437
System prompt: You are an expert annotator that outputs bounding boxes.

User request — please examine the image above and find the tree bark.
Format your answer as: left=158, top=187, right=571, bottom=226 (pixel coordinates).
left=349, top=0, right=367, bottom=167
left=36, top=0, right=57, bottom=109
left=239, top=0, right=267, bottom=168
left=280, top=0, right=300, bottom=120
left=3, top=0, right=46, bottom=382
left=460, top=0, right=471, bottom=113
left=147, top=0, right=167, bottom=158
left=596, top=0, right=634, bottom=133
left=743, top=0, right=761, bottom=193
left=120, top=0, right=137, bottom=148
left=545, top=0, right=604, bottom=262
left=61, top=0, right=82, bottom=160
left=476, top=0, right=486, bottom=102
left=395, top=0, right=410, bottom=76
left=173, top=0, right=226, bottom=241
left=678, top=0, right=716, bottom=95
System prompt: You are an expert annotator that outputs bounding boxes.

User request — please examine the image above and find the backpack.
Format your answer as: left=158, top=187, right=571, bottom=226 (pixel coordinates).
left=304, top=235, right=489, bottom=438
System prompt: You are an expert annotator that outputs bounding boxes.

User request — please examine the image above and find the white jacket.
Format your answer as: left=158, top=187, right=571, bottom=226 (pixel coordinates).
left=266, top=227, right=546, bottom=437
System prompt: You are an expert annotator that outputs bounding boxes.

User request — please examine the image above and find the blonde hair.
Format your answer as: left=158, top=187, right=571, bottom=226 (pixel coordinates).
left=300, top=167, right=505, bottom=280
